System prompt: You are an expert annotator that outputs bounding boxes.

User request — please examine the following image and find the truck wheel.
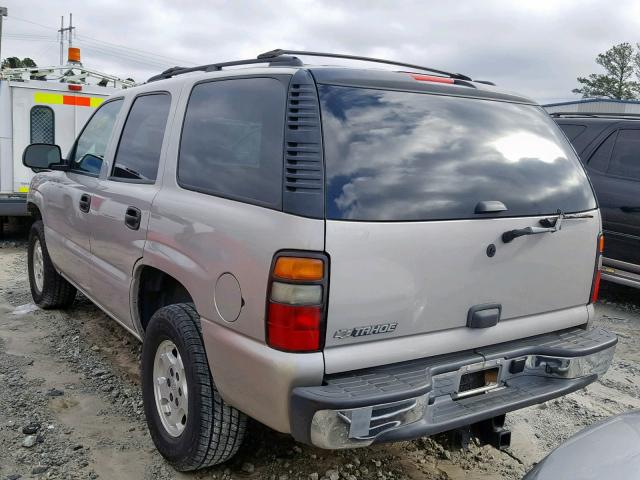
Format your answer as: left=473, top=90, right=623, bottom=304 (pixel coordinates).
left=28, top=220, right=77, bottom=309
left=142, top=303, right=247, bottom=471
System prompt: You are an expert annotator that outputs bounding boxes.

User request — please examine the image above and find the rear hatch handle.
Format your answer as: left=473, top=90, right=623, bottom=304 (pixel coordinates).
left=502, top=210, right=594, bottom=243
left=475, top=200, right=507, bottom=214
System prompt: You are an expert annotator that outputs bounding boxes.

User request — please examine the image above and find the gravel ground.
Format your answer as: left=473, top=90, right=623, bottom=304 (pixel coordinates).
left=1, top=221, right=639, bottom=480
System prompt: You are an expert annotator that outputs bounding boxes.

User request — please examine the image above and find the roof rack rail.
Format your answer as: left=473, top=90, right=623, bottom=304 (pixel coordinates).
left=257, top=49, right=472, bottom=81
left=549, top=111, right=640, bottom=119
left=147, top=55, right=303, bottom=82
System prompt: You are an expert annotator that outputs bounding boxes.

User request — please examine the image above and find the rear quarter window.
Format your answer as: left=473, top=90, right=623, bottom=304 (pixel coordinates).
left=607, top=129, right=640, bottom=180
left=178, top=77, right=286, bottom=208
left=319, top=86, right=596, bottom=221
left=558, top=123, right=587, bottom=141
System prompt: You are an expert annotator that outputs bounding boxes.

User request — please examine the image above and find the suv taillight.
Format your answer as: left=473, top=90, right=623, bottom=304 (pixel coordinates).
left=590, top=234, right=604, bottom=304
left=266, top=252, right=328, bottom=352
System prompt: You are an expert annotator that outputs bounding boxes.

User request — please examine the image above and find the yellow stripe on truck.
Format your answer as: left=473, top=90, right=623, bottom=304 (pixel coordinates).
left=34, top=92, right=105, bottom=108
left=89, top=97, right=104, bottom=108
left=34, top=92, right=64, bottom=104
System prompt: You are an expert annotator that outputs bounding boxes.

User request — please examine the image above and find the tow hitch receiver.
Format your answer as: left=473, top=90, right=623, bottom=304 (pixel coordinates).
left=473, top=414, right=512, bottom=450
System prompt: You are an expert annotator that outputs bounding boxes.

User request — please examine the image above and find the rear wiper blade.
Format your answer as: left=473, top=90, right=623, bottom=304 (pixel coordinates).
left=502, top=210, right=594, bottom=244
left=538, top=212, right=594, bottom=227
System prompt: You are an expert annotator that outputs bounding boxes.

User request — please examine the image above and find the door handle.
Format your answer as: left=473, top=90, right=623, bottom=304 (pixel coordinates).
left=124, top=206, right=142, bottom=230
left=79, top=194, right=91, bottom=213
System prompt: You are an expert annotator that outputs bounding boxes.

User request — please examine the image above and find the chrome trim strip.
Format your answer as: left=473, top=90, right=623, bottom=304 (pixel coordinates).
left=60, top=272, right=143, bottom=341
left=602, top=272, right=640, bottom=289
left=603, top=257, right=640, bottom=275
left=452, top=384, right=504, bottom=400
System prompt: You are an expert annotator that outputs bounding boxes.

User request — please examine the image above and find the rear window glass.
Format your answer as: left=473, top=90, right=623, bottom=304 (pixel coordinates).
left=319, top=86, right=596, bottom=221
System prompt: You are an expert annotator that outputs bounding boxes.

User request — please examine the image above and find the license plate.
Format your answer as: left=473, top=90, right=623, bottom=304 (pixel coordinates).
left=455, top=367, right=500, bottom=399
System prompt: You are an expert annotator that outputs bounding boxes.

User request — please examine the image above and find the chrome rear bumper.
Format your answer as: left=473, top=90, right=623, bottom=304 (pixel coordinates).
left=291, top=327, right=616, bottom=449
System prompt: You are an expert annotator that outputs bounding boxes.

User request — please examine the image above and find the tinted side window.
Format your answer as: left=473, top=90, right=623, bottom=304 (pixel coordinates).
left=111, top=93, right=171, bottom=182
left=587, top=132, right=617, bottom=172
left=607, top=129, right=640, bottom=180
left=559, top=124, right=586, bottom=141
left=30, top=106, right=55, bottom=144
left=178, top=78, right=285, bottom=208
left=69, top=99, right=123, bottom=175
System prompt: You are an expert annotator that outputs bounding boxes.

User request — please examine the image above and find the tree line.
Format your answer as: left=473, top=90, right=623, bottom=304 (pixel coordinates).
left=574, top=43, right=640, bottom=100
left=1, top=56, right=37, bottom=69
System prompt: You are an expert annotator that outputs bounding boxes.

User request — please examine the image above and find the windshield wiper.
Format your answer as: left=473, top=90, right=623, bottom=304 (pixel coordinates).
left=502, top=210, right=594, bottom=243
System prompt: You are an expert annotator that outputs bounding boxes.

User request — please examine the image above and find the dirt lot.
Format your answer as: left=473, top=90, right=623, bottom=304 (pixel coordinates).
left=1, top=223, right=639, bottom=480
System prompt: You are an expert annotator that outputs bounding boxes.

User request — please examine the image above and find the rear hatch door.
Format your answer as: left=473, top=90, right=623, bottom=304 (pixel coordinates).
left=318, top=84, right=599, bottom=363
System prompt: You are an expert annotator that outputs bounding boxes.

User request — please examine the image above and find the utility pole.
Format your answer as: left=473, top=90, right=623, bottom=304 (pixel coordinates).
left=57, top=13, right=75, bottom=65
left=59, top=16, right=63, bottom=65
left=0, top=7, right=8, bottom=66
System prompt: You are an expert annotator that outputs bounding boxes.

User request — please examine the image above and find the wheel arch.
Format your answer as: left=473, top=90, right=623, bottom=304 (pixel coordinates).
left=26, top=186, right=46, bottom=221
left=132, top=261, right=196, bottom=334
left=27, top=200, right=42, bottom=221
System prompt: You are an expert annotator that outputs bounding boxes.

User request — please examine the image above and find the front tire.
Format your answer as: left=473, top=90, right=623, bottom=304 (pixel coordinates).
left=28, top=220, right=76, bottom=309
left=142, top=303, right=246, bottom=471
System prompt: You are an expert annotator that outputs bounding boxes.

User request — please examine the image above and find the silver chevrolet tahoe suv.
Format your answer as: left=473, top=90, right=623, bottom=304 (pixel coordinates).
left=22, top=50, right=617, bottom=471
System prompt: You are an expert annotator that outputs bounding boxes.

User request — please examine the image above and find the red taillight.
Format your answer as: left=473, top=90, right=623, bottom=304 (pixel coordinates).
left=266, top=253, right=328, bottom=352
left=410, top=73, right=455, bottom=84
left=68, top=84, right=82, bottom=91
left=267, top=303, right=321, bottom=351
left=591, top=271, right=602, bottom=304
left=590, top=234, right=604, bottom=303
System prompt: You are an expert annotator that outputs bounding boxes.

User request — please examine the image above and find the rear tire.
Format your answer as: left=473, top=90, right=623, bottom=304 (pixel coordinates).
left=142, top=303, right=246, bottom=471
left=28, top=220, right=76, bottom=309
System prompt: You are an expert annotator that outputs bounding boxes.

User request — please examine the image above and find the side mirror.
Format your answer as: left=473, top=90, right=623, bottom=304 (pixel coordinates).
left=22, top=144, right=65, bottom=171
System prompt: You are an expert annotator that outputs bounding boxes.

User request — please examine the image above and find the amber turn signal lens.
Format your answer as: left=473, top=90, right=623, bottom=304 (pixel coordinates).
left=599, top=234, right=605, bottom=253
left=273, top=257, right=324, bottom=281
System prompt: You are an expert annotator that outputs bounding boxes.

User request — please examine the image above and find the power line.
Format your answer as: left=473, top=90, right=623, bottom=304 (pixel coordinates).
left=3, top=36, right=57, bottom=43
left=4, top=34, right=56, bottom=41
left=7, top=14, right=196, bottom=66
left=75, top=42, right=177, bottom=69
left=76, top=34, right=197, bottom=66
left=77, top=38, right=184, bottom=67
left=76, top=48, right=176, bottom=74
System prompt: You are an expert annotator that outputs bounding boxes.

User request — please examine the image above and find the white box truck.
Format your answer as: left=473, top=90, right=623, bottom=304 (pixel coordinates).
left=0, top=52, right=132, bottom=219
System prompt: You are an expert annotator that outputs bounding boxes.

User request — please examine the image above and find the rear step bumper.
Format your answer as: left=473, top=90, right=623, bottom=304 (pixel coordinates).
left=291, top=327, right=617, bottom=448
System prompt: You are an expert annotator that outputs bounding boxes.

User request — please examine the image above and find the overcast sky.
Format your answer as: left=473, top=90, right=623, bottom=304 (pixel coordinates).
left=2, top=0, right=640, bottom=103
